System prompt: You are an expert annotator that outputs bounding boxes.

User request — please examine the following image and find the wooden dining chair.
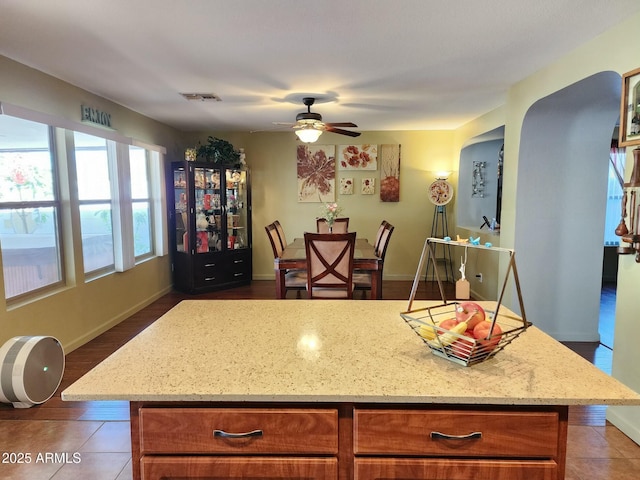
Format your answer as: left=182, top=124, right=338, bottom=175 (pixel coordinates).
left=273, top=220, right=287, bottom=250
left=266, top=223, right=306, bottom=298
left=304, top=232, right=356, bottom=299
left=316, top=217, right=349, bottom=233
left=354, top=221, right=394, bottom=298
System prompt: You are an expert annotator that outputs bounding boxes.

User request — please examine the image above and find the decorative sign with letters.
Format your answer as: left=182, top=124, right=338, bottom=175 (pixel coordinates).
left=81, top=105, right=112, bottom=128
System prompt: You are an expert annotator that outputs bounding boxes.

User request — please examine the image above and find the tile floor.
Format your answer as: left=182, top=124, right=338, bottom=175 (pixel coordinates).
left=0, top=282, right=637, bottom=480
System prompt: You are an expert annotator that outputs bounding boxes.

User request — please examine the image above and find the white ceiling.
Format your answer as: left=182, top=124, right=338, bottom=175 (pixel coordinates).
left=1, top=0, right=639, bottom=134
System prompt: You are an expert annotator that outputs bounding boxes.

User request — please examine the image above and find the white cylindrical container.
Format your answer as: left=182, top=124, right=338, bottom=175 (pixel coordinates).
left=0, top=336, right=65, bottom=408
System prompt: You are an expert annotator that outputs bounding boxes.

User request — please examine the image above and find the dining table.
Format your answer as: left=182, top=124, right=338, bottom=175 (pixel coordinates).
left=274, top=237, right=383, bottom=299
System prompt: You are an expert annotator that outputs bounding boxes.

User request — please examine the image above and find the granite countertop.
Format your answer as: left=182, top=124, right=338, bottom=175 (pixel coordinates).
left=62, top=300, right=640, bottom=405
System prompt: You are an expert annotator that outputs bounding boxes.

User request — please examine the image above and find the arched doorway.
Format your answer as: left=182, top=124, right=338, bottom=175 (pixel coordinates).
left=513, top=71, right=621, bottom=344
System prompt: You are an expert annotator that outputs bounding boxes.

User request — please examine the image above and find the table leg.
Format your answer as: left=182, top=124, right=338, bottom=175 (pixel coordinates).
left=275, top=268, right=286, bottom=299
left=370, top=271, right=382, bottom=300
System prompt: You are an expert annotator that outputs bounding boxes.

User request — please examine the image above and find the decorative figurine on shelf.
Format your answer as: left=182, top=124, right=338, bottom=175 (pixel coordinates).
left=456, top=250, right=470, bottom=299
left=185, top=148, right=197, bottom=162
left=196, top=212, right=208, bottom=231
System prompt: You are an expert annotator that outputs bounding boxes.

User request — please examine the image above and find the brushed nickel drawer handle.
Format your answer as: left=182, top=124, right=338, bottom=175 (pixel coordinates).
left=233, top=259, right=244, bottom=264
left=204, top=276, right=216, bottom=281
left=430, top=431, right=482, bottom=440
left=213, top=429, right=263, bottom=439
left=205, top=263, right=216, bottom=267
left=233, top=273, right=244, bottom=277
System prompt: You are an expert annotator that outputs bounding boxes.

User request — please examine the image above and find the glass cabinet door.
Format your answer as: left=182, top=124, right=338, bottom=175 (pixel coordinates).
left=194, top=166, right=222, bottom=253
left=173, top=167, right=188, bottom=253
left=225, top=169, right=248, bottom=250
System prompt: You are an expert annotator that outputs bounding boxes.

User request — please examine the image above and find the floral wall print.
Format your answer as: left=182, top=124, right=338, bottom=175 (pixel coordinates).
left=379, top=144, right=400, bottom=202
left=338, top=144, right=377, bottom=170
left=361, top=178, right=375, bottom=195
left=297, top=144, right=336, bottom=202
left=340, top=177, right=354, bottom=195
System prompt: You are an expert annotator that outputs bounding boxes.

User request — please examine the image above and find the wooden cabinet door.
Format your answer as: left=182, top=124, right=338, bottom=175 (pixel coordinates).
left=354, top=458, right=558, bottom=480
left=141, top=456, right=337, bottom=480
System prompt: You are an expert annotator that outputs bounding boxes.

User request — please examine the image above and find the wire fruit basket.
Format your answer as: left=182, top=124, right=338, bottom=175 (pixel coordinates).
left=401, top=237, right=531, bottom=367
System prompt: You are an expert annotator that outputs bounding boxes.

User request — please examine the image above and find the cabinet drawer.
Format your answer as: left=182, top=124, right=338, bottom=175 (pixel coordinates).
left=142, top=456, right=337, bottom=480
left=354, top=409, right=559, bottom=457
left=140, top=408, right=338, bottom=454
left=354, top=458, right=557, bottom=480
left=227, top=252, right=251, bottom=272
left=194, top=257, right=225, bottom=285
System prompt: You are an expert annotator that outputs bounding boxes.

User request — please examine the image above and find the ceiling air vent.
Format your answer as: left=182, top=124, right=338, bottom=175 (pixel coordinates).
left=180, top=93, right=222, bottom=102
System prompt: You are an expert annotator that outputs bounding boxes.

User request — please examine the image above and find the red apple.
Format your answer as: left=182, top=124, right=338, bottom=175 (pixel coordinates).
left=472, top=321, right=503, bottom=353
left=451, top=333, right=475, bottom=359
left=437, top=318, right=459, bottom=333
left=455, top=302, right=486, bottom=329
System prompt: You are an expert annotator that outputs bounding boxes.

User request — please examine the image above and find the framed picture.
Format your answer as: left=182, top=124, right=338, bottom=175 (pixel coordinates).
left=362, top=178, right=375, bottom=194
left=297, top=144, right=336, bottom=202
left=379, top=144, right=400, bottom=202
left=338, top=144, right=377, bottom=170
left=619, top=67, right=640, bottom=147
left=340, top=177, right=354, bottom=194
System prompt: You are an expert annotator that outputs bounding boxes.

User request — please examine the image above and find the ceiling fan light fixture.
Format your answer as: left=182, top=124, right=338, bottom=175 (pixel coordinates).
left=295, top=127, right=322, bottom=143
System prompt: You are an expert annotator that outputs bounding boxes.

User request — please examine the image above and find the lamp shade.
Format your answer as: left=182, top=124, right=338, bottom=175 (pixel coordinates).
left=295, top=127, right=322, bottom=143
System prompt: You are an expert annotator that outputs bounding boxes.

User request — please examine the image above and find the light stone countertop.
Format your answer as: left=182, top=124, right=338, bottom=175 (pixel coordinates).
left=62, top=300, right=640, bottom=405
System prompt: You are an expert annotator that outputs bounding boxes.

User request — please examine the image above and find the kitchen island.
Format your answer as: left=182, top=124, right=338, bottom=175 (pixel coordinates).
left=62, top=300, right=640, bottom=480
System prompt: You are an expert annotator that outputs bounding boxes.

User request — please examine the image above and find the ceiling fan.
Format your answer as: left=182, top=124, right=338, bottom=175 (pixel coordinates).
left=275, top=97, right=361, bottom=143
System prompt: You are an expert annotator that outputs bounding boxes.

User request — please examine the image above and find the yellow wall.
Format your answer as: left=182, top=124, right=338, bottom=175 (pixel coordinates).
left=458, top=11, right=640, bottom=443
left=2, top=10, right=640, bottom=443
left=183, top=130, right=460, bottom=282
left=0, top=56, right=182, bottom=352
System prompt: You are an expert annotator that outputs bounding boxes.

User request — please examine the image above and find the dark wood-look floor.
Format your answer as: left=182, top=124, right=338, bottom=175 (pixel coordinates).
left=1, top=280, right=635, bottom=480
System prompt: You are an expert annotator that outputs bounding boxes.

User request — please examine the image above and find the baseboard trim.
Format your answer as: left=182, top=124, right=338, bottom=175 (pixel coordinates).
left=63, top=286, right=173, bottom=354
left=606, top=406, right=640, bottom=446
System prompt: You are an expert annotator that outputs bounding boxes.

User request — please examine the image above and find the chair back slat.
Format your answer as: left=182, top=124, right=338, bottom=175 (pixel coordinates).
left=376, top=222, right=394, bottom=260
left=265, top=223, right=284, bottom=258
left=273, top=220, right=287, bottom=250
left=316, top=217, right=349, bottom=233
left=304, top=232, right=356, bottom=299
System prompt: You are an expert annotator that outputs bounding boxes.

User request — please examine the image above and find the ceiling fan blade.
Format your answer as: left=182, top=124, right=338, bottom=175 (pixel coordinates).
left=272, top=121, right=296, bottom=126
left=325, top=122, right=358, bottom=128
left=325, top=126, right=361, bottom=137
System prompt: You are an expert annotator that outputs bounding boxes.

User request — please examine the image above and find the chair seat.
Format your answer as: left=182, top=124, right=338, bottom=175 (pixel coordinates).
left=308, top=283, right=355, bottom=298
left=352, top=272, right=372, bottom=288
left=285, top=270, right=307, bottom=288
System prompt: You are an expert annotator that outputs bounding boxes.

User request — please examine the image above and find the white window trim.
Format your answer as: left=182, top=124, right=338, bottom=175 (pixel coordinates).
left=2, top=101, right=169, bottom=278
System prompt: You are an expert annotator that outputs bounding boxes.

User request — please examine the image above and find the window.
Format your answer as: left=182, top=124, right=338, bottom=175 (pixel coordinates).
left=0, top=102, right=167, bottom=300
left=604, top=147, right=626, bottom=246
left=74, top=131, right=115, bottom=274
left=129, top=146, right=153, bottom=258
left=0, top=115, right=63, bottom=299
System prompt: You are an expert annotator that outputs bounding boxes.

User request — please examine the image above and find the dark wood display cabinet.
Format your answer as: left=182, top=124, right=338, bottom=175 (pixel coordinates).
left=170, top=161, right=251, bottom=293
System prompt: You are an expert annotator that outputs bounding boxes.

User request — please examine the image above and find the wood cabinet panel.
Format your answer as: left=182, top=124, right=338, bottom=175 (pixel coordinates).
left=354, top=458, right=558, bottom=480
left=140, top=407, right=338, bottom=454
left=141, top=456, right=337, bottom=480
left=354, top=408, right=559, bottom=457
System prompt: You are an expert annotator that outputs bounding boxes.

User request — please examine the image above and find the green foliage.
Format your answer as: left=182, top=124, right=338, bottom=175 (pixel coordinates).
left=196, top=136, right=241, bottom=165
